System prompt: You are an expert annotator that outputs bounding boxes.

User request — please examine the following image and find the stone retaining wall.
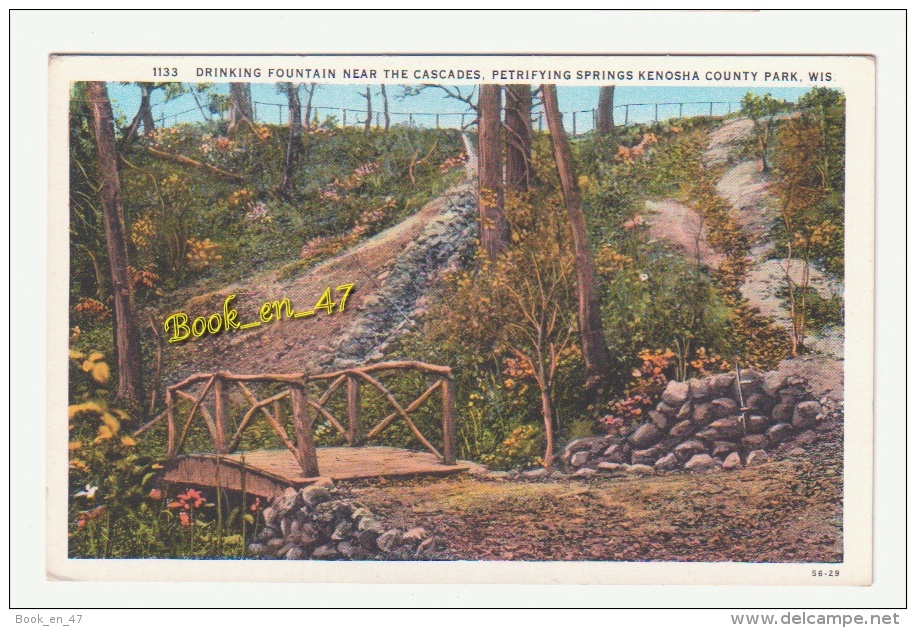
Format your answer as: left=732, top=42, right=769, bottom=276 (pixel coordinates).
left=248, top=483, right=441, bottom=560
left=561, top=370, right=841, bottom=476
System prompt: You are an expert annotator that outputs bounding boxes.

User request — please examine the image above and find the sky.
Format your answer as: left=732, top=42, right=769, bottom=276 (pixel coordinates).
left=104, top=82, right=814, bottom=133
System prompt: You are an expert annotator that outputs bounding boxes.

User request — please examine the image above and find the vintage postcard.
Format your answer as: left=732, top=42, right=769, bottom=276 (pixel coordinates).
left=47, top=54, right=874, bottom=585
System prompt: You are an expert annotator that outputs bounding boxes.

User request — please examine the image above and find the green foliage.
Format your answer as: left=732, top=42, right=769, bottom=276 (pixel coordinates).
left=479, top=425, right=544, bottom=470
left=740, top=92, right=790, bottom=171
left=777, top=285, right=844, bottom=333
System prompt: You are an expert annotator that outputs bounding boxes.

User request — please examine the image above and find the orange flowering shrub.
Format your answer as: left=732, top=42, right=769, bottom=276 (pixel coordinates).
left=72, top=298, right=110, bottom=322
left=185, top=238, right=222, bottom=270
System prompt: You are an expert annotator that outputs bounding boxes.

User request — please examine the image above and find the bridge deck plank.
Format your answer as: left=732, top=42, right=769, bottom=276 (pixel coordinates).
left=161, top=446, right=474, bottom=497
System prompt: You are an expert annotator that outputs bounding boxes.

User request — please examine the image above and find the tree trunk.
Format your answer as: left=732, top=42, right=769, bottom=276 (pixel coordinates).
left=280, top=83, right=303, bottom=195
left=85, top=81, right=145, bottom=409
left=228, top=83, right=253, bottom=132
left=596, top=85, right=615, bottom=134
left=119, top=83, right=153, bottom=150
left=541, top=84, right=610, bottom=394
left=539, top=384, right=556, bottom=468
left=476, top=84, right=508, bottom=260
left=363, top=86, right=373, bottom=132
left=504, top=84, right=532, bottom=191
left=304, top=83, right=317, bottom=130
left=380, top=84, right=390, bottom=131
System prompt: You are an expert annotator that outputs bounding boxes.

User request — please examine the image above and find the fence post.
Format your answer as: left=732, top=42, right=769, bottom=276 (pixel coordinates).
left=624, top=105, right=629, bottom=126
left=343, top=109, right=347, bottom=126
left=278, top=103, right=283, bottom=125
left=165, top=388, right=176, bottom=458
left=213, top=374, right=228, bottom=454
left=572, top=111, right=577, bottom=136
left=461, top=112, right=466, bottom=128
left=409, top=113, right=414, bottom=125
left=436, top=114, right=440, bottom=129
left=655, top=103, right=659, bottom=122
left=289, top=382, right=320, bottom=477
left=347, top=374, right=361, bottom=446
left=440, top=376, right=457, bottom=465
left=679, top=103, right=683, bottom=119
left=709, top=102, right=714, bottom=116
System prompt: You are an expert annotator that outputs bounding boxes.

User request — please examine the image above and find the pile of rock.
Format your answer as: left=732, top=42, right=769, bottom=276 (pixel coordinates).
left=562, top=370, right=834, bottom=475
left=322, top=186, right=477, bottom=370
left=247, top=484, right=440, bottom=560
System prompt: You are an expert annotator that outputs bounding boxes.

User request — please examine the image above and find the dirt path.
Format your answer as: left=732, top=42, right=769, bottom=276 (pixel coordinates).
left=645, top=117, right=844, bottom=362
left=162, top=141, right=478, bottom=381
left=343, top=436, right=842, bottom=562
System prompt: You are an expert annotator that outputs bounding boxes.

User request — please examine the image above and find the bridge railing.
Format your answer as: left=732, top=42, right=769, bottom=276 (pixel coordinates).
left=135, top=362, right=457, bottom=477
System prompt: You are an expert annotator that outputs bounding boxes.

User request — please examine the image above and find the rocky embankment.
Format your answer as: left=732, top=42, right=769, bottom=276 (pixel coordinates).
left=321, top=185, right=477, bottom=370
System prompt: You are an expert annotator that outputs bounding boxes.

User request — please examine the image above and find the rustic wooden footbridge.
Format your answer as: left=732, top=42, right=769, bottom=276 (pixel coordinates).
left=135, top=362, right=470, bottom=498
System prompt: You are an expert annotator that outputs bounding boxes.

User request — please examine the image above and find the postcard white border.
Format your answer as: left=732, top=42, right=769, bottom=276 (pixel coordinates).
left=9, top=9, right=907, bottom=610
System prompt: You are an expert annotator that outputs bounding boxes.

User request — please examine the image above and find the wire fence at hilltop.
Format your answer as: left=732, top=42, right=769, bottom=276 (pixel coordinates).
left=143, top=94, right=745, bottom=136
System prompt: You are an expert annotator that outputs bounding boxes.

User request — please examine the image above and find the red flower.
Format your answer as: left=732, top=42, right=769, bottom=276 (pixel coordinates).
left=148, top=488, right=163, bottom=501
left=249, top=497, right=262, bottom=512
left=178, top=511, right=191, bottom=527
left=76, top=505, right=108, bottom=530
left=168, top=488, right=206, bottom=511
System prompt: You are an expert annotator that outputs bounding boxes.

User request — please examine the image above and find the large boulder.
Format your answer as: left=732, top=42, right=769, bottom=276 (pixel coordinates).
left=668, top=419, right=695, bottom=438
left=746, top=450, right=770, bottom=466
left=656, top=401, right=681, bottom=417
left=688, top=377, right=712, bottom=401
left=675, top=402, right=693, bottom=421
left=746, top=414, right=773, bottom=433
left=792, top=401, right=821, bottom=430
left=602, top=442, right=630, bottom=464
left=597, top=461, right=626, bottom=474
left=648, top=410, right=669, bottom=431
left=766, top=423, right=793, bottom=445
left=710, top=397, right=739, bottom=419
left=674, top=440, right=707, bottom=462
left=632, top=445, right=666, bottom=466
left=761, top=372, right=786, bottom=397
left=654, top=453, right=679, bottom=471
left=745, top=392, right=775, bottom=415
left=661, top=380, right=690, bottom=407
left=707, top=417, right=744, bottom=439
left=712, top=441, right=738, bottom=459
left=771, top=401, right=796, bottom=424
left=742, top=434, right=768, bottom=450
left=692, top=402, right=716, bottom=426
left=569, top=451, right=591, bottom=468
left=710, top=373, right=736, bottom=396
left=722, top=452, right=743, bottom=470
left=684, top=453, right=719, bottom=472
left=628, top=423, right=663, bottom=449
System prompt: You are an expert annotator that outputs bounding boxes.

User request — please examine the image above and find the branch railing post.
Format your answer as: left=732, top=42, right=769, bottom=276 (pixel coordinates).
left=213, top=374, right=228, bottom=454
left=165, top=388, right=176, bottom=458
left=289, top=381, right=320, bottom=477
left=347, top=374, right=361, bottom=446
left=441, top=374, right=457, bottom=466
